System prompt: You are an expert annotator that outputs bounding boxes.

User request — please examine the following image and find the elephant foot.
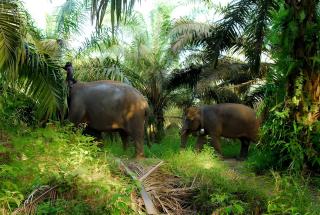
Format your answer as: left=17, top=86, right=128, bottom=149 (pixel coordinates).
left=215, top=153, right=224, bottom=160
left=135, top=154, right=145, bottom=160
left=236, top=156, right=246, bottom=161
left=96, top=142, right=105, bottom=148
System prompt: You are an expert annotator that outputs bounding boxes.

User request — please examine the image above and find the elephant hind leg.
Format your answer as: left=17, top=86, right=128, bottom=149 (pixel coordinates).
left=128, top=128, right=145, bottom=159
left=239, top=137, right=250, bottom=159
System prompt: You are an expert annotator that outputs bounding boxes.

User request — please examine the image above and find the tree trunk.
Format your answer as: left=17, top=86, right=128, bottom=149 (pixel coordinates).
left=283, top=0, right=320, bottom=169
left=153, top=107, right=165, bottom=143
left=285, top=0, right=320, bottom=124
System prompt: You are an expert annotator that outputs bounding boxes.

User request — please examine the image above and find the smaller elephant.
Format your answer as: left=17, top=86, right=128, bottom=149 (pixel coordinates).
left=180, top=103, right=260, bottom=159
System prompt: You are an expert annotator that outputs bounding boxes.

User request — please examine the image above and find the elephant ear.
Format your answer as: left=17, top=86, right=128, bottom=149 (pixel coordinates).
left=185, top=107, right=200, bottom=121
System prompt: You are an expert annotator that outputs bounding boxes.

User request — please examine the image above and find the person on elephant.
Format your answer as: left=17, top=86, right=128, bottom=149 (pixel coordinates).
left=63, top=62, right=77, bottom=88
left=63, top=62, right=77, bottom=108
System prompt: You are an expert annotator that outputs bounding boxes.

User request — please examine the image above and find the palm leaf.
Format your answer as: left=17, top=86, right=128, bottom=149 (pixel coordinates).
left=243, top=83, right=266, bottom=106
left=166, top=65, right=203, bottom=91
left=55, top=0, right=87, bottom=39
left=197, top=86, right=242, bottom=104
left=0, top=0, right=25, bottom=79
left=85, top=0, right=140, bottom=32
left=243, top=0, right=278, bottom=74
left=171, top=19, right=212, bottom=53
left=19, top=44, right=66, bottom=120
left=74, top=27, right=115, bottom=58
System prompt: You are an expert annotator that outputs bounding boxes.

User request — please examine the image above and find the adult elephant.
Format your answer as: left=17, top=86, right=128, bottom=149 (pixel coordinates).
left=180, top=103, right=260, bottom=159
left=64, top=62, right=148, bottom=159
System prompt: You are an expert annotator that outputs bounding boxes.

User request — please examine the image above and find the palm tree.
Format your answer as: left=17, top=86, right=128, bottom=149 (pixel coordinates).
left=114, top=5, right=179, bottom=141
left=261, top=0, right=320, bottom=171
left=167, top=0, right=278, bottom=108
left=166, top=56, right=270, bottom=108
left=71, top=4, right=179, bottom=141
left=0, top=0, right=65, bottom=120
left=172, top=0, right=278, bottom=75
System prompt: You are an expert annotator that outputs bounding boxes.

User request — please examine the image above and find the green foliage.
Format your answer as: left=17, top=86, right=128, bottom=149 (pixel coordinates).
left=1, top=116, right=319, bottom=214
left=55, top=0, right=87, bottom=40
left=0, top=124, right=136, bottom=214
left=142, top=128, right=318, bottom=214
left=102, top=128, right=269, bottom=214
left=245, top=148, right=278, bottom=174
left=163, top=146, right=267, bottom=214
left=261, top=0, right=320, bottom=172
left=220, top=139, right=241, bottom=158
left=0, top=89, right=37, bottom=127
left=0, top=1, right=66, bottom=121
left=266, top=173, right=320, bottom=215
left=260, top=104, right=320, bottom=171
left=85, top=0, right=138, bottom=32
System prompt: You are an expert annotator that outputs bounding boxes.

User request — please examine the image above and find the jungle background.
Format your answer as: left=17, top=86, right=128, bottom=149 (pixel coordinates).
left=0, top=0, right=319, bottom=214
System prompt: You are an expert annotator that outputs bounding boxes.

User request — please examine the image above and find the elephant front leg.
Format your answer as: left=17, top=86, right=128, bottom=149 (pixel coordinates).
left=84, top=127, right=102, bottom=140
left=180, top=130, right=190, bottom=148
left=210, top=135, right=222, bottom=156
left=195, top=135, right=206, bottom=152
left=131, top=130, right=145, bottom=159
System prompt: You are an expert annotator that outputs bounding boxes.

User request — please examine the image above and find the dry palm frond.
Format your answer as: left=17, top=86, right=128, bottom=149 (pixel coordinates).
left=144, top=170, right=196, bottom=215
left=123, top=160, right=197, bottom=215
left=13, top=185, right=58, bottom=215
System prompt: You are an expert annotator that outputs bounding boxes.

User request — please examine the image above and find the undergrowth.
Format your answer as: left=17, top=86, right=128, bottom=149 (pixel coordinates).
left=0, top=124, right=137, bottom=215
left=103, top=128, right=320, bottom=214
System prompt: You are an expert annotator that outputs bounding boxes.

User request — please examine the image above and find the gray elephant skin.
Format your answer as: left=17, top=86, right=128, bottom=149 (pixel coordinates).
left=181, top=103, right=260, bottom=158
left=69, top=80, right=148, bottom=159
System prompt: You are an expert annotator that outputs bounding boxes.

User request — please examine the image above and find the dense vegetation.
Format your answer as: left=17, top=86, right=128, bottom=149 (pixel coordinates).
left=0, top=0, right=319, bottom=214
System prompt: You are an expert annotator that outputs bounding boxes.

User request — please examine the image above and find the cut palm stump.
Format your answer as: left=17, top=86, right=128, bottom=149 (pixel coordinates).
left=117, top=159, right=196, bottom=215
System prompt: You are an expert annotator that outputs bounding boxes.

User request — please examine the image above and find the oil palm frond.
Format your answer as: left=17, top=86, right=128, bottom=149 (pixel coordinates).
left=0, top=0, right=25, bottom=78
left=197, top=85, right=242, bottom=104
left=74, top=27, right=115, bottom=59
left=55, top=0, right=87, bottom=40
left=19, top=44, right=66, bottom=120
left=243, top=0, right=278, bottom=74
left=171, top=18, right=212, bottom=53
left=165, top=65, right=203, bottom=91
left=85, top=0, right=140, bottom=31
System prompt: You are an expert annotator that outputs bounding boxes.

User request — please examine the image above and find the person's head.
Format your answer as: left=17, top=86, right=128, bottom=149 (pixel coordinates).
left=63, top=62, right=73, bottom=72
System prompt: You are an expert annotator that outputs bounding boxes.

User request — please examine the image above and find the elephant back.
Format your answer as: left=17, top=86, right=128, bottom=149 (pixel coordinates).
left=68, top=80, right=148, bottom=130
